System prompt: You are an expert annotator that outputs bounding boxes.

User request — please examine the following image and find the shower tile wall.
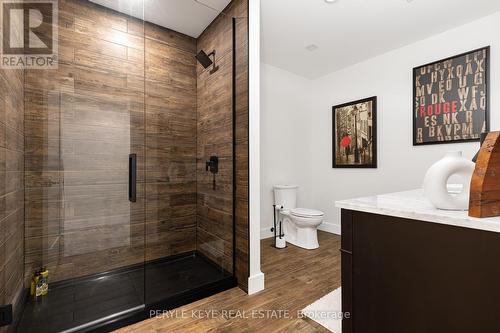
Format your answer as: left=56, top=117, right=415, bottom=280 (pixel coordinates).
left=24, top=0, right=146, bottom=284
left=19, top=0, right=248, bottom=296
left=144, top=25, right=197, bottom=261
left=0, top=60, right=25, bottom=328
left=196, top=0, right=248, bottom=286
left=24, top=0, right=198, bottom=284
left=234, top=10, right=249, bottom=291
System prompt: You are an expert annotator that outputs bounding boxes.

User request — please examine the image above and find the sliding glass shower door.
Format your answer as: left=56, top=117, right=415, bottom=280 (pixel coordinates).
left=20, top=0, right=147, bottom=331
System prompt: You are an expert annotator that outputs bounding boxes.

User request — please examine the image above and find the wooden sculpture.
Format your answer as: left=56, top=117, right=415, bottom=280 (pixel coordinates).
left=469, top=131, right=500, bottom=218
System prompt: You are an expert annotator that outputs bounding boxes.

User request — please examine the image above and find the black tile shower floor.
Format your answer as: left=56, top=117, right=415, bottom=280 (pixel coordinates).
left=17, top=252, right=230, bottom=333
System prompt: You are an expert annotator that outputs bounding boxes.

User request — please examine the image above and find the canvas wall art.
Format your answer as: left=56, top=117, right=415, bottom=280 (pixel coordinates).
left=413, top=47, right=489, bottom=145
left=332, top=97, right=377, bottom=168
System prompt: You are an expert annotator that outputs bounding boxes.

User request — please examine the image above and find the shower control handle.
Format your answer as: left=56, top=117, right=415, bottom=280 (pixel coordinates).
left=205, top=156, right=219, bottom=174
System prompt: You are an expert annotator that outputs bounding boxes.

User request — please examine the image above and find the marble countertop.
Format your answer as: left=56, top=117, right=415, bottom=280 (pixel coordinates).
left=335, top=189, right=500, bottom=234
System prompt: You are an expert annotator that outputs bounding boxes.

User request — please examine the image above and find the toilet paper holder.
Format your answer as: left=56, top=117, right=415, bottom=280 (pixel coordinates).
left=271, top=205, right=286, bottom=248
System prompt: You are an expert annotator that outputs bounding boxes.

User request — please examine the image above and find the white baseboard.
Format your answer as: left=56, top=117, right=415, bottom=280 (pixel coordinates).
left=261, top=222, right=340, bottom=239
left=248, top=272, right=265, bottom=295
left=318, top=222, right=341, bottom=235
left=261, top=226, right=274, bottom=239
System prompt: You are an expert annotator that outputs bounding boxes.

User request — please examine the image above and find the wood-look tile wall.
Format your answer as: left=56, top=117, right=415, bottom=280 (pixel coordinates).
left=22, top=0, right=248, bottom=293
left=24, top=0, right=147, bottom=284
left=196, top=0, right=249, bottom=290
left=144, top=24, right=197, bottom=261
left=0, top=51, right=25, bottom=331
left=234, top=11, right=250, bottom=292
left=24, top=0, right=197, bottom=283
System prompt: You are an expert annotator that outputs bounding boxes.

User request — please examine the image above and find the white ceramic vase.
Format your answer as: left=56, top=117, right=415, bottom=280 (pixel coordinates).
left=423, top=151, right=475, bottom=211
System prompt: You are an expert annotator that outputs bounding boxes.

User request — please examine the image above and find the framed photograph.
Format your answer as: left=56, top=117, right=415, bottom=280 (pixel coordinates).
left=413, top=46, right=490, bottom=145
left=332, top=96, right=377, bottom=168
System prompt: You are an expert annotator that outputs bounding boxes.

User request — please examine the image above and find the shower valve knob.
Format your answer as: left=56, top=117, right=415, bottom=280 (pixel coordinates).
left=205, top=156, right=219, bottom=174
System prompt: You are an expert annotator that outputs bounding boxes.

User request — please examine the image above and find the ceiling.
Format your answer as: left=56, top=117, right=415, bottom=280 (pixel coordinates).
left=262, top=0, right=500, bottom=79
left=90, top=0, right=232, bottom=38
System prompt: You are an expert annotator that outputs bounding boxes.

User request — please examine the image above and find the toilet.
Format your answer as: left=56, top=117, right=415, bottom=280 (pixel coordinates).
left=274, top=185, right=324, bottom=250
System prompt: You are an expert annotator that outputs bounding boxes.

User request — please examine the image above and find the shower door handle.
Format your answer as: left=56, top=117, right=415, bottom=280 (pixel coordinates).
left=129, top=154, right=137, bottom=202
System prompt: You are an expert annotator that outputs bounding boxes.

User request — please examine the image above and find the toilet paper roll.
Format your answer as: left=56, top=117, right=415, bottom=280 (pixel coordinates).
left=275, top=237, right=286, bottom=249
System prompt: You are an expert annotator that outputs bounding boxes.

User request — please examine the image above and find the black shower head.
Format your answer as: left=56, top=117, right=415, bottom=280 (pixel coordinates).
left=195, top=50, right=213, bottom=69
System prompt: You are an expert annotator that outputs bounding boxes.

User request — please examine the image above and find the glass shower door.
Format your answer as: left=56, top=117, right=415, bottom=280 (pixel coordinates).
left=19, top=0, right=146, bottom=331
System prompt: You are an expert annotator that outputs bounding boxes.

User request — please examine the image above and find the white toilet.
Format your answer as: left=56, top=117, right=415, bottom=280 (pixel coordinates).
left=274, top=185, right=324, bottom=250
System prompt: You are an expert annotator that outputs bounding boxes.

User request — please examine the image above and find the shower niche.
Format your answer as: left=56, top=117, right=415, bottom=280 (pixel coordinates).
left=0, top=0, right=249, bottom=332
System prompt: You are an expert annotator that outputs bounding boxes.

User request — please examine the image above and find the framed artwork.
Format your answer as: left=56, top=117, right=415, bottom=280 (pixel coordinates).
left=413, top=46, right=490, bottom=145
left=332, top=96, right=377, bottom=168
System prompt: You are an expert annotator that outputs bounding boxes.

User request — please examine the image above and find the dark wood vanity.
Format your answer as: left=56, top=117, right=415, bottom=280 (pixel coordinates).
left=338, top=190, right=500, bottom=333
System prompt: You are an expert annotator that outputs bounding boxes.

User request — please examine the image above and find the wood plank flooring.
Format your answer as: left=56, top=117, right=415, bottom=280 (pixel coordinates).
left=117, top=231, right=340, bottom=333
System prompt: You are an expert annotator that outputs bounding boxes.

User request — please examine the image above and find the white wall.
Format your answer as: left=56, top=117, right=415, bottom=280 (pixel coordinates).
left=261, top=12, right=500, bottom=235
left=310, top=12, right=499, bottom=229
left=260, top=63, right=314, bottom=237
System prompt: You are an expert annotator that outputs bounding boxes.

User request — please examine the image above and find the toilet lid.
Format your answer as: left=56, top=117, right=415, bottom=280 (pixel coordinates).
left=291, top=208, right=324, bottom=218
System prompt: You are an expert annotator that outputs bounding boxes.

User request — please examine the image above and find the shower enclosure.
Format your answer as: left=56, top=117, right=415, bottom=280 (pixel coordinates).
left=0, top=0, right=248, bottom=332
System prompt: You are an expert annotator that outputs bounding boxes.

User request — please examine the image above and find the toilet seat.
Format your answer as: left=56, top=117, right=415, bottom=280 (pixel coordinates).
left=291, top=208, right=324, bottom=218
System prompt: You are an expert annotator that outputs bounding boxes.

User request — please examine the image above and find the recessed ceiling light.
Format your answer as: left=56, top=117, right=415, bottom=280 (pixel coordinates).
left=306, top=44, right=319, bottom=52
left=324, top=0, right=338, bottom=3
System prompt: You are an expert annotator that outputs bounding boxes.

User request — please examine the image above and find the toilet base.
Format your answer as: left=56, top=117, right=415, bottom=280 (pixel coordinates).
left=284, top=221, right=320, bottom=250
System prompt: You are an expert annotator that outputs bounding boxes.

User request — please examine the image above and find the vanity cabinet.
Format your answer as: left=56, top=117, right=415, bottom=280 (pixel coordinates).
left=341, top=208, right=500, bottom=333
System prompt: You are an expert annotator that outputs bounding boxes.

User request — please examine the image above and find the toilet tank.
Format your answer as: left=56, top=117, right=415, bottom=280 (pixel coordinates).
left=274, top=185, right=298, bottom=209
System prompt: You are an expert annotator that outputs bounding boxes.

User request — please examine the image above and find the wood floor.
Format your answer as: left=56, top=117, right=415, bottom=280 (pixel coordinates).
left=117, top=231, right=341, bottom=333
